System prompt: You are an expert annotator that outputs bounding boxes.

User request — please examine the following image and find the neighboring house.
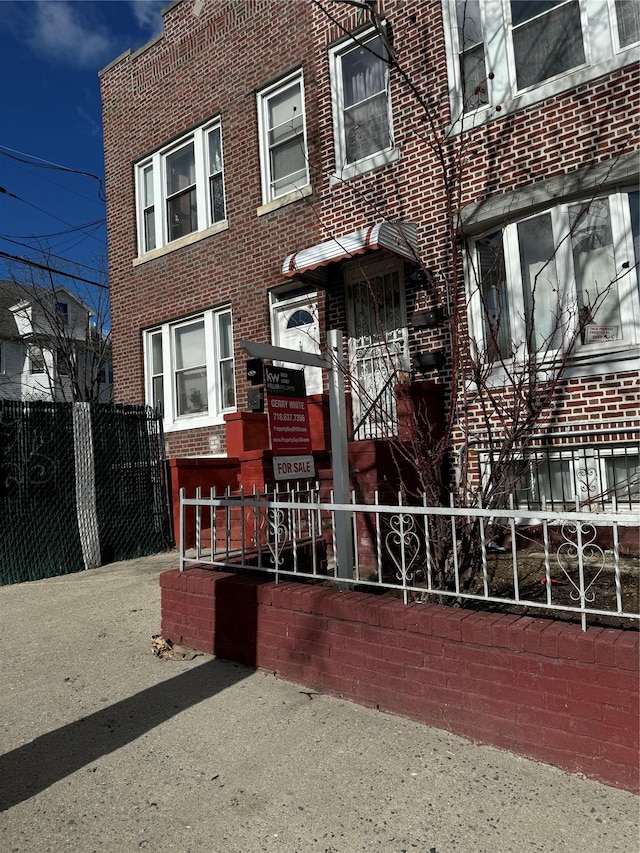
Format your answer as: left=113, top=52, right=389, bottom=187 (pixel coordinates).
left=0, top=281, right=112, bottom=403
left=99, top=0, right=639, bottom=508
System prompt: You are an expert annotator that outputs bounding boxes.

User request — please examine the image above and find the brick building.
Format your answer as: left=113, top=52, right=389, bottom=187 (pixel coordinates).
left=99, top=0, right=639, bottom=510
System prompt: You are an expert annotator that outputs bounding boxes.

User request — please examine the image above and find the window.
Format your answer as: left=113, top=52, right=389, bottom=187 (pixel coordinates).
left=468, top=189, right=639, bottom=364
left=258, top=71, right=309, bottom=204
left=502, top=445, right=640, bottom=511
left=615, top=0, right=640, bottom=48
left=0, top=342, right=3, bottom=374
left=510, top=0, right=585, bottom=91
left=456, top=0, right=489, bottom=109
left=29, top=346, right=46, bottom=375
left=55, top=301, right=69, bottom=325
left=136, top=119, right=226, bottom=255
left=144, top=307, right=235, bottom=430
left=446, top=1, right=639, bottom=120
left=149, top=330, right=164, bottom=414
left=329, top=27, right=397, bottom=181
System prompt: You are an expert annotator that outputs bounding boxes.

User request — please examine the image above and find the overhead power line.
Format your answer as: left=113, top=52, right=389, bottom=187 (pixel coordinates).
left=0, top=145, right=106, bottom=201
left=0, top=186, right=106, bottom=247
left=2, top=219, right=105, bottom=240
left=1, top=236, right=105, bottom=276
left=0, top=250, right=109, bottom=289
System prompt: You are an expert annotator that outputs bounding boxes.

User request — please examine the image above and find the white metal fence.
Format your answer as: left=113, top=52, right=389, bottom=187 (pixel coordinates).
left=179, top=484, right=639, bottom=631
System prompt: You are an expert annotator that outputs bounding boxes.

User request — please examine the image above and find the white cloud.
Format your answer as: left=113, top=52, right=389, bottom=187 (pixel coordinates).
left=129, top=0, right=166, bottom=36
left=26, top=2, right=115, bottom=69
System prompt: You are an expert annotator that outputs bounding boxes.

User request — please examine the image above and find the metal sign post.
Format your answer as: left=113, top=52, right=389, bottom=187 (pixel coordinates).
left=240, top=331, right=353, bottom=579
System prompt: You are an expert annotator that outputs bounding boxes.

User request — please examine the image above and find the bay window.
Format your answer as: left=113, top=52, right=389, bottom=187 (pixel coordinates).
left=136, top=118, right=226, bottom=256
left=510, top=0, right=585, bottom=91
left=469, top=189, right=639, bottom=364
left=144, top=308, right=236, bottom=430
left=446, top=1, right=639, bottom=122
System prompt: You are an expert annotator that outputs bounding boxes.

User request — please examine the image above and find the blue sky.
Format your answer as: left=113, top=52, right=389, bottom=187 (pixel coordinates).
left=0, top=0, right=166, bottom=305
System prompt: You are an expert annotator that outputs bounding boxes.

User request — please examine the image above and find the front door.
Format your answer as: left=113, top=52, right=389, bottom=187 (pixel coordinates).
left=345, top=257, right=409, bottom=440
left=270, top=291, right=322, bottom=395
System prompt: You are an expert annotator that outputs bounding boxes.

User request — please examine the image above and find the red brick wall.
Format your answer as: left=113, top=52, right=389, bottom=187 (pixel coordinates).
left=160, top=568, right=639, bottom=794
left=100, top=0, right=639, bottom=459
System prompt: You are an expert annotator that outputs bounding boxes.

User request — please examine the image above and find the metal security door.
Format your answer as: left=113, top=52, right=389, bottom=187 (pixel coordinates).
left=345, top=259, right=408, bottom=440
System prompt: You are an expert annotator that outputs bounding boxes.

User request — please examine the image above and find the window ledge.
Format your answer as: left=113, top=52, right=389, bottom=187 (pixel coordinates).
left=329, top=147, right=400, bottom=186
left=256, top=185, right=312, bottom=217
left=162, top=411, right=235, bottom=433
left=471, top=345, right=640, bottom=390
left=133, top=220, right=229, bottom=266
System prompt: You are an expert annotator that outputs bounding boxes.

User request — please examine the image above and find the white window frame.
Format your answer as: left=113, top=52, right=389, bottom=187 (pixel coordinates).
left=143, top=307, right=236, bottom=432
left=466, top=189, right=640, bottom=373
left=135, top=118, right=227, bottom=258
left=611, top=0, right=640, bottom=51
left=488, top=444, right=640, bottom=511
left=442, top=0, right=640, bottom=131
left=257, top=69, right=310, bottom=207
left=328, top=25, right=399, bottom=184
left=29, top=345, right=47, bottom=375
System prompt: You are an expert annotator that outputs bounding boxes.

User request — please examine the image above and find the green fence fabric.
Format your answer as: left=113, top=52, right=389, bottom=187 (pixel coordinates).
left=91, top=404, right=170, bottom=563
left=0, top=401, right=83, bottom=584
left=0, top=402, right=172, bottom=585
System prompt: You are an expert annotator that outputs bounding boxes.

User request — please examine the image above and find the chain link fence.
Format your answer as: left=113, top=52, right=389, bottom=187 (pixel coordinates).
left=0, top=401, right=173, bottom=585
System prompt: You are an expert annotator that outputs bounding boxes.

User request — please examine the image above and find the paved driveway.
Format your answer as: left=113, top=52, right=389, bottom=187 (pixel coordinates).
left=1, top=552, right=637, bottom=852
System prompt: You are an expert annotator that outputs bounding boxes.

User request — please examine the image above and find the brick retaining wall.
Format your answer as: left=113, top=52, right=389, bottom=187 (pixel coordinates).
left=160, top=568, right=639, bottom=793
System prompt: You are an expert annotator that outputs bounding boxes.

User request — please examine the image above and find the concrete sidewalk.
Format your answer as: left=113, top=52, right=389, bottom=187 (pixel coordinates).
left=0, top=552, right=637, bottom=853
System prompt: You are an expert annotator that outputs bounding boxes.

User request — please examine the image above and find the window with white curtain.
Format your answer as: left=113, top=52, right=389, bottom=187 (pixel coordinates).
left=135, top=118, right=226, bottom=256
left=144, top=308, right=235, bottom=430
left=445, top=0, right=639, bottom=122
left=329, top=27, right=398, bottom=181
left=257, top=70, right=309, bottom=205
left=468, top=189, right=639, bottom=364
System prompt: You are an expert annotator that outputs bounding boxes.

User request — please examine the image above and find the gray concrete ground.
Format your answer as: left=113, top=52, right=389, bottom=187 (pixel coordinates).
left=0, top=552, right=637, bottom=853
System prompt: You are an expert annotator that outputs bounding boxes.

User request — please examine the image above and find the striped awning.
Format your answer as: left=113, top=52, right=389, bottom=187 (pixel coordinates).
left=281, top=222, right=419, bottom=280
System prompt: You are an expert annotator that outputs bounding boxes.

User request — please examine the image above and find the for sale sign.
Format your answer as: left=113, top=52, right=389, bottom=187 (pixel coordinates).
left=273, top=455, right=315, bottom=481
left=265, top=366, right=312, bottom=456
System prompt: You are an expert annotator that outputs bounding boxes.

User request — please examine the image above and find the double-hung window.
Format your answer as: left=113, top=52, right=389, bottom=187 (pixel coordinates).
left=329, top=27, right=397, bottom=181
left=144, top=307, right=236, bottom=430
left=446, top=1, right=640, bottom=122
left=136, top=118, right=226, bottom=256
left=468, top=189, right=639, bottom=365
left=258, top=70, right=309, bottom=205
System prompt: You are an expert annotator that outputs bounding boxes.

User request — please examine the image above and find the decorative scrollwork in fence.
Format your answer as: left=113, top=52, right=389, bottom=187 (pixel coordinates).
left=575, top=463, right=598, bottom=498
left=385, top=512, right=421, bottom=584
left=265, top=506, right=289, bottom=567
left=556, top=520, right=606, bottom=604
left=245, top=504, right=265, bottom=549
